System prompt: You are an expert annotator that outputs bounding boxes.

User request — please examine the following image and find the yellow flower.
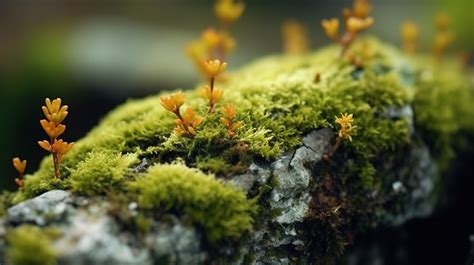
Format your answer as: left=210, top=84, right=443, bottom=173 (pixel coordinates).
left=204, top=59, right=228, bottom=77
left=335, top=113, right=356, bottom=142
left=40, top=119, right=66, bottom=139
left=401, top=21, right=419, bottom=42
left=352, top=0, right=372, bottom=18
left=220, top=103, right=241, bottom=139
left=435, top=13, right=449, bottom=31
left=12, top=157, right=27, bottom=175
left=202, top=28, right=221, bottom=49
left=214, top=0, right=245, bottom=24
left=51, top=139, right=75, bottom=162
left=160, top=91, right=186, bottom=113
left=200, top=85, right=224, bottom=105
left=42, top=98, right=68, bottom=124
left=282, top=20, right=309, bottom=54
left=174, top=108, right=203, bottom=136
left=346, top=16, right=374, bottom=33
left=321, top=18, right=340, bottom=39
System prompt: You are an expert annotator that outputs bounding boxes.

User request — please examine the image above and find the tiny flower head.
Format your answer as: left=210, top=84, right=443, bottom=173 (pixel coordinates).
left=40, top=119, right=66, bottom=139
left=15, top=178, right=25, bottom=188
left=42, top=98, right=68, bottom=124
left=38, top=140, right=52, bottom=152
left=51, top=139, right=75, bottom=162
left=335, top=113, right=356, bottom=142
left=346, top=16, right=374, bottom=33
left=215, top=0, right=245, bottom=24
left=335, top=113, right=354, bottom=127
left=204, top=59, right=228, bottom=77
left=352, top=0, right=372, bottom=18
left=321, top=18, right=340, bottom=39
left=435, top=13, right=450, bottom=31
left=202, top=28, right=221, bottom=49
left=200, top=85, right=224, bottom=105
left=12, top=157, right=27, bottom=175
left=222, top=103, right=236, bottom=121
left=401, top=21, right=419, bottom=42
left=160, top=91, right=186, bottom=113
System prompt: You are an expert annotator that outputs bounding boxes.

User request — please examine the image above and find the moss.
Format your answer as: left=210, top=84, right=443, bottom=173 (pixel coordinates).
left=0, top=191, right=14, bottom=217
left=70, top=150, right=138, bottom=196
left=128, top=163, right=257, bottom=243
left=6, top=225, right=58, bottom=265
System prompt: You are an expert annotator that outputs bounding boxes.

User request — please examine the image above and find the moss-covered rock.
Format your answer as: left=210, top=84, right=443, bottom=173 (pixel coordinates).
left=0, top=37, right=473, bottom=264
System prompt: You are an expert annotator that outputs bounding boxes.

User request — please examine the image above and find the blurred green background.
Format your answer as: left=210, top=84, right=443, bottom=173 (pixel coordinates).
left=0, top=0, right=472, bottom=190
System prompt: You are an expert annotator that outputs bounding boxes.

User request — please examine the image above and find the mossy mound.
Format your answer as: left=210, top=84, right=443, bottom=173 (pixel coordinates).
left=1, top=37, right=473, bottom=259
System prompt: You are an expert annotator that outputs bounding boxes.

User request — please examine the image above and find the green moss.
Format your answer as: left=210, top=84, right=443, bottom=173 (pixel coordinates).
left=16, top=37, right=474, bottom=214
left=6, top=225, right=58, bottom=265
left=70, top=150, right=138, bottom=196
left=128, top=163, right=257, bottom=243
left=0, top=191, right=14, bottom=217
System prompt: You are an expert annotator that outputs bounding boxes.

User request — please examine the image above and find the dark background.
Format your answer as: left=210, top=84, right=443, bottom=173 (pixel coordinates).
left=0, top=0, right=473, bottom=264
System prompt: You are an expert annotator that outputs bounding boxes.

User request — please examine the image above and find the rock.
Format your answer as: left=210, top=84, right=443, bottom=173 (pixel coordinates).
left=7, top=190, right=72, bottom=226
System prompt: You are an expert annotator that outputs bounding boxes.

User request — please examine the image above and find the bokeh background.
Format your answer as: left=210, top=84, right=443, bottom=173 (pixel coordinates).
left=0, top=0, right=473, bottom=264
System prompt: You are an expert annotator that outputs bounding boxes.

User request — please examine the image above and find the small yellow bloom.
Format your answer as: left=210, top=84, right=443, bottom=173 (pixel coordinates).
left=200, top=85, right=224, bottom=105
left=204, top=59, right=228, bottom=77
left=214, top=0, right=245, bottom=24
left=401, top=21, right=419, bottom=42
left=160, top=91, right=186, bottom=113
left=352, top=0, right=372, bottom=18
left=321, top=18, right=340, bottom=39
left=12, top=157, right=27, bottom=175
left=282, top=20, right=309, bottom=54
left=51, top=139, right=75, bottom=162
left=220, top=103, right=241, bottom=139
left=346, top=16, right=374, bottom=33
left=435, top=13, right=449, bottom=31
left=40, top=119, right=66, bottom=139
left=202, top=28, right=221, bottom=49
left=335, top=113, right=356, bottom=142
left=42, top=98, right=69, bottom=124
left=174, top=108, right=203, bottom=136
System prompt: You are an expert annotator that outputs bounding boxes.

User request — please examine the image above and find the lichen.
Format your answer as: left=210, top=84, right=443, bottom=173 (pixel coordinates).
left=6, top=225, right=58, bottom=265
left=128, top=163, right=257, bottom=243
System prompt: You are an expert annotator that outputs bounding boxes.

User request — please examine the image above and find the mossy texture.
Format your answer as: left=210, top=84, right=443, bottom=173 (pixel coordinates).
left=10, top=36, right=474, bottom=250
left=70, top=150, right=138, bottom=196
left=128, top=163, right=257, bottom=243
left=6, top=225, right=57, bottom=265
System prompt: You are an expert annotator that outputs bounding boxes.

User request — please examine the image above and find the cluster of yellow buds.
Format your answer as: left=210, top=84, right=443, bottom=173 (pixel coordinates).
left=281, top=20, right=310, bottom=55
left=400, top=21, right=420, bottom=54
left=321, top=0, right=374, bottom=56
left=335, top=113, right=356, bottom=142
left=220, top=103, right=242, bottom=139
left=12, top=157, right=27, bottom=188
left=38, top=98, right=74, bottom=178
left=433, top=14, right=454, bottom=59
left=200, top=59, right=227, bottom=113
left=186, top=0, right=244, bottom=77
left=160, top=92, right=203, bottom=137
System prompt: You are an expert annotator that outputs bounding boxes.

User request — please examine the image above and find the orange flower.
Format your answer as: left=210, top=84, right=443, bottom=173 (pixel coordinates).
left=204, top=59, right=227, bottom=77
left=40, top=119, right=66, bottom=139
left=215, top=0, right=245, bottom=25
left=174, top=108, right=203, bottom=136
left=202, top=28, right=221, bottom=49
left=321, top=18, right=340, bottom=39
left=335, top=113, right=356, bottom=142
left=160, top=91, right=186, bottom=113
left=346, top=16, right=374, bottom=33
left=352, top=0, right=372, bottom=18
left=220, top=103, right=241, bottom=138
left=12, top=157, right=27, bottom=175
left=42, top=98, right=69, bottom=124
left=38, top=140, right=52, bottom=152
left=200, top=85, right=224, bottom=105
left=51, top=139, right=75, bottom=162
